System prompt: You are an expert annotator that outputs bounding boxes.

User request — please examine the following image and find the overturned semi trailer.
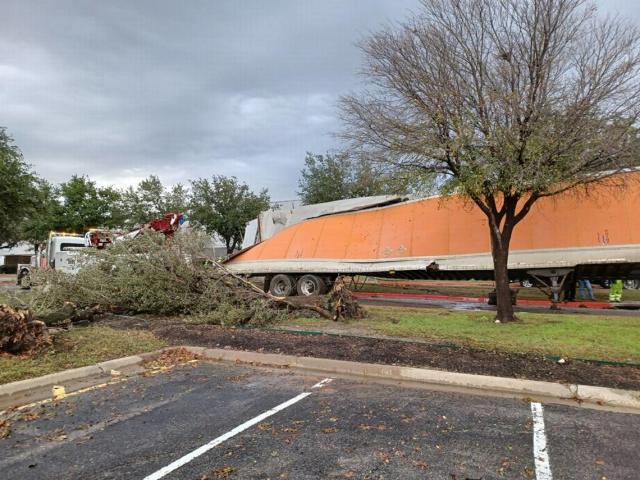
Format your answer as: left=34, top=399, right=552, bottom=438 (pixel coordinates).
left=225, top=172, right=640, bottom=296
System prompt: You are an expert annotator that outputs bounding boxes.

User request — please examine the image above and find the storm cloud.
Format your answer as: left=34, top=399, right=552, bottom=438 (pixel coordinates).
left=2, top=0, right=638, bottom=199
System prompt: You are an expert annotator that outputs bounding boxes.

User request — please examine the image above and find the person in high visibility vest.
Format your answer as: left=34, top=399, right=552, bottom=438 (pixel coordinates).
left=609, top=280, right=623, bottom=302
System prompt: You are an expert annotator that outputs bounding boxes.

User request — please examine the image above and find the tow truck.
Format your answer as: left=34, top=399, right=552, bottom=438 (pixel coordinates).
left=16, top=213, right=184, bottom=287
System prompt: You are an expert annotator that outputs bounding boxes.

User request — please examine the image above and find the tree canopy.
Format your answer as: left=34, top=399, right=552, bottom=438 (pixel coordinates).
left=53, top=176, right=126, bottom=232
left=190, top=176, right=270, bottom=254
left=19, top=180, right=59, bottom=250
left=0, top=128, right=39, bottom=248
left=121, top=175, right=189, bottom=228
left=340, top=0, right=640, bottom=321
left=297, top=152, right=434, bottom=205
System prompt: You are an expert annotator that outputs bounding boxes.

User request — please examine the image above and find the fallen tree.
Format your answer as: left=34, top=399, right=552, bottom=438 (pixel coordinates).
left=0, top=304, right=51, bottom=355
left=28, top=230, right=342, bottom=326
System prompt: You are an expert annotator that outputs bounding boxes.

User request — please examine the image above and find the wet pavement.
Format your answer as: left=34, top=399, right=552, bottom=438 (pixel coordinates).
left=1, top=361, right=639, bottom=479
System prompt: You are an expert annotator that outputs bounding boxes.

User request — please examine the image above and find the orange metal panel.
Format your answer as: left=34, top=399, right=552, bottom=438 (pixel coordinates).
left=314, top=215, right=353, bottom=259
left=409, top=198, right=450, bottom=256
left=284, top=217, right=326, bottom=259
left=344, top=209, right=383, bottom=259
left=378, top=202, right=415, bottom=258
left=256, top=224, right=297, bottom=259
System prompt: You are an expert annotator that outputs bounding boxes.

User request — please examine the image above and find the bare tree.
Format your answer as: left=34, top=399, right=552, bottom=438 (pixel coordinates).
left=340, top=0, right=640, bottom=321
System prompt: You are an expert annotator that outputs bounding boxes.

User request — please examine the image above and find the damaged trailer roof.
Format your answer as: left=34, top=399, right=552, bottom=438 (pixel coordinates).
left=242, top=195, right=407, bottom=248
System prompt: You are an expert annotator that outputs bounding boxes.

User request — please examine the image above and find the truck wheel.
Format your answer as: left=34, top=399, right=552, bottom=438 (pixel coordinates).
left=296, top=275, right=327, bottom=296
left=624, top=279, right=640, bottom=289
left=269, top=274, right=296, bottom=296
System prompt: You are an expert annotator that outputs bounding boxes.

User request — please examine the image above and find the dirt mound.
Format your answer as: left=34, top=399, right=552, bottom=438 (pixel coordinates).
left=0, top=304, right=51, bottom=355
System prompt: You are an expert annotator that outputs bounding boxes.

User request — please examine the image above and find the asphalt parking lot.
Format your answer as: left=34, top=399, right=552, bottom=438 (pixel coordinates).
left=1, top=362, right=639, bottom=479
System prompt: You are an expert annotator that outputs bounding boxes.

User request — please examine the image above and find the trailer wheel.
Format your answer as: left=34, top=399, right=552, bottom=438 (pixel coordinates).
left=624, top=279, right=640, bottom=289
left=296, top=275, right=327, bottom=296
left=519, top=278, right=534, bottom=288
left=269, top=274, right=296, bottom=296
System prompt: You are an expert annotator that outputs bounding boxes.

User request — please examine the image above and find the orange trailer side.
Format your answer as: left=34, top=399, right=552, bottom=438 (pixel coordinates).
left=226, top=172, right=640, bottom=280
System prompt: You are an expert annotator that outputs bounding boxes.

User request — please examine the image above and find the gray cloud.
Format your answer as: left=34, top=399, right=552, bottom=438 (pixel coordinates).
left=2, top=0, right=638, bottom=198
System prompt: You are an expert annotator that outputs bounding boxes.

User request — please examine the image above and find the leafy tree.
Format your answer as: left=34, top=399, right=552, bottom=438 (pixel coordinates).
left=164, top=183, right=189, bottom=214
left=189, top=176, right=270, bottom=254
left=20, top=180, right=60, bottom=252
left=340, top=0, right=640, bottom=321
left=297, top=152, right=433, bottom=204
left=97, top=185, right=126, bottom=229
left=55, top=175, right=124, bottom=232
left=0, top=128, right=39, bottom=248
left=297, top=153, right=353, bottom=204
left=121, top=175, right=189, bottom=227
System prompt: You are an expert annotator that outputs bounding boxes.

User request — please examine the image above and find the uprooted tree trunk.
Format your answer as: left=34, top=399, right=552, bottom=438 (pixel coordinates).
left=326, top=276, right=366, bottom=321
left=0, top=305, right=51, bottom=355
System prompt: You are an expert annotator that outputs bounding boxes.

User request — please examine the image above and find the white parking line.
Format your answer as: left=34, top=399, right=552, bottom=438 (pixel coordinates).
left=142, top=378, right=333, bottom=480
left=531, top=402, right=553, bottom=480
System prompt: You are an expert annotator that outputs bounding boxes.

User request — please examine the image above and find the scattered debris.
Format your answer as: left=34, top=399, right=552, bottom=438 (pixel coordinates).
left=143, top=347, right=199, bottom=372
left=0, top=418, right=11, bottom=439
left=52, top=385, right=66, bottom=401
left=0, top=304, right=51, bottom=355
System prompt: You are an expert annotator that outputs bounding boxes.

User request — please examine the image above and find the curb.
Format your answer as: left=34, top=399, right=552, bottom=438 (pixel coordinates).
left=2, top=346, right=639, bottom=413
left=0, top=350, right=164, bottom=410
left=182, top=346, right=640, bottom=413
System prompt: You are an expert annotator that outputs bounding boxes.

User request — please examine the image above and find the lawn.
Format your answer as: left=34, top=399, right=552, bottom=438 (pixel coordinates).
left=286, top=305, right=640, bottom=363
left=0, top=325, right=165, bottom=385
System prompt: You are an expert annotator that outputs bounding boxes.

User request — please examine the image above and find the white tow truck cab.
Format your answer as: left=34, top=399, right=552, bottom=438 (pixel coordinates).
left=16, top=232, right=88, bottom=286
left=46, top=234, right=87, bottom=274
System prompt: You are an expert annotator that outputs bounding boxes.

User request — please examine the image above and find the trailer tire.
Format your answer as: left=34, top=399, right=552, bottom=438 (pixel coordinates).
left=296, top=274, right=326, bottom=296
left=624, top=279, right=640, bottom=289
left=269, top=274, right=296, bottom=296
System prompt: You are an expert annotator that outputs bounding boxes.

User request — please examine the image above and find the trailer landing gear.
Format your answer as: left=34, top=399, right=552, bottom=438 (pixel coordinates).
left=527, top=268, right=573, bottom=309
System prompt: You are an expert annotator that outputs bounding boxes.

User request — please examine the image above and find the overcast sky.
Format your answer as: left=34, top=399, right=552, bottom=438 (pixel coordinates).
left=2, top=1, right=639, bottom=199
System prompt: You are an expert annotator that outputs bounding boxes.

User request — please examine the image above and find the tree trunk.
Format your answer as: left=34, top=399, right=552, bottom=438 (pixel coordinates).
left=489, top=223, right=516, bottom=322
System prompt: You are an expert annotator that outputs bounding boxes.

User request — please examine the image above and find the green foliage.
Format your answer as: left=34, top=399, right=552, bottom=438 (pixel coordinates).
left=121, top=176, right=189, bottom=228
left=18, top=179, right=59, bottom=249
left=0, top=128, right=39, bottom=248
left=297, top=152, right=434, bottom=205
left=54, top=175, right=125, bottom=232
left=29, top=230, right=285, bottom=326
left=189, top=175, right=270, bottom=253
left=297, top=152, right=352, bottom=204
